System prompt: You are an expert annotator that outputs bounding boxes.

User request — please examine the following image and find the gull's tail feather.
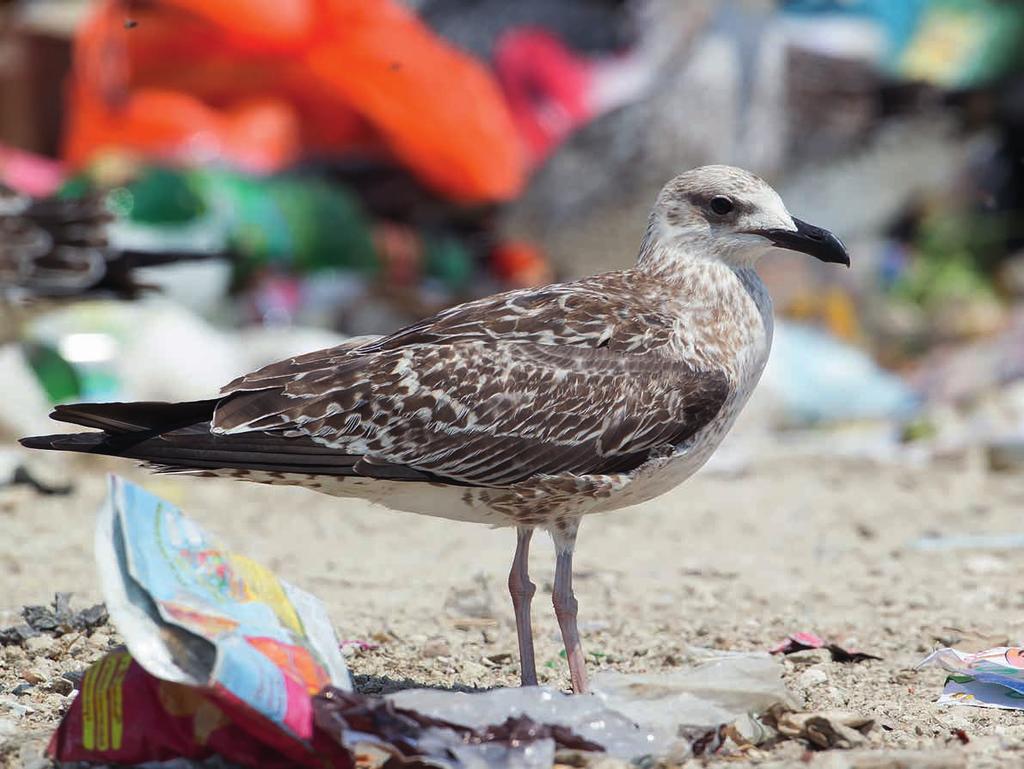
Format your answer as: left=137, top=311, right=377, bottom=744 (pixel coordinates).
left=20, top=398, right=221, bottom=461
left=19, top=398, right=440, bottom=482
left=46, top=399, right=221, bottom=433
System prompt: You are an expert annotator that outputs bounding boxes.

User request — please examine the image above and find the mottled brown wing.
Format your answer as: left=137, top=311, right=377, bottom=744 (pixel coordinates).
left=220, top=275, right=678, bottom=395
left=213, top=341, right=728, bottom=486
left=354, top=274, right=679, bottom=354
left=220, top=336, right=380, bottom=394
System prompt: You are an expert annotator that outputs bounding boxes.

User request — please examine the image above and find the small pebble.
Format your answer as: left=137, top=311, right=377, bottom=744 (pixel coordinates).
left=796, top=666, right=828, bottom=689
left=49, top=677, right=74, bottom=696
left=18, top=667, right=46, bottom=686
left=64, top=633, right=88, bottom=656
left=420, top=638, right=451, bottom=659
left=0, top=695, right=34, bottom=717
left=461, top=660, right=488, bottom=679
left=24, top=635, right=56, bottom=657
left=88, top=632, right=111, bottom=649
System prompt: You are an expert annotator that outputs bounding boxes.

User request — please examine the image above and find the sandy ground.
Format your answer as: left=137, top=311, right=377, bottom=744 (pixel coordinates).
left=2, top=447, right=1024, bottom=768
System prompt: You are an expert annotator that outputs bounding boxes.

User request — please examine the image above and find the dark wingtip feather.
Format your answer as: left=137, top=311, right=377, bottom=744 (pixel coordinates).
left=19, top=435, right=57, bottom=450
left=19, top=433, right=109, bottom=452
left=48, top=399, right=219, bottom=432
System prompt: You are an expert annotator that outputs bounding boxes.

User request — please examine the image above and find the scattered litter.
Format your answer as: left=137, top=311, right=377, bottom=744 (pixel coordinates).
left=724, top=712, right=776, bottom=748
left=50, top=475, right=352, bottom=766
left=339, top=639, right=380, bottom=653
left=22, top=593, right=106, bottom=636
left=45, top=476, right=801, bottom=767
left=0, top=593, right=107, bottom=646
left=389, top=684, right=680, bottom=762
left=770, top=632, right=882, bottom=663
left=762, top=704, right=874, bottom=750
left=0, top=625, right=38, bottom=646
left=388, top=651, right=795, bottom=761
left=918, top=647, right=1024, bottom=710
left=314, top=687, right=603, bottom=769
left=588, top=651, right=797, bottom=733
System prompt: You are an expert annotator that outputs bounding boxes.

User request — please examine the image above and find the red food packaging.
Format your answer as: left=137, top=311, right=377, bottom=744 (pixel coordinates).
left=49, top=650, right=344, bottom=768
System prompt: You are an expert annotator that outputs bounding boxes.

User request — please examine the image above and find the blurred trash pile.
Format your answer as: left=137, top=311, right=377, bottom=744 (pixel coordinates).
left=0, top=0, right=1023, bottom=452
left=39, top=476, right=891, bottom=767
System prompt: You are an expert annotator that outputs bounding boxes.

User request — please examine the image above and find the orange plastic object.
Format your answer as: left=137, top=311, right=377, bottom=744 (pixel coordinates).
left=65, top=90, right=301, bottom=174
left=490, top=240, right=553, bottom=288
left=65, top=0, right=526, bottom=202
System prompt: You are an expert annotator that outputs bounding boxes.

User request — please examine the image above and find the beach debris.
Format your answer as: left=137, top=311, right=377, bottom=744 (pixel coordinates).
left=340, top=639, right=380, bottom=654
left=770, top=632, right=882, bottom=663
left=46, top=476, right=800, bottom=767
left=762, top=705, right=874, bottom=750
left=918, top=647, right=1024, bottom=710
left=314, top=687, right=603, bottom=769
left=0, top=593, right=107, bottom=646
left=50, top=475, right=351, bottom=766
left=589, top=652, right=797, bottom=732
left=386, top=651, right=795, bottom=761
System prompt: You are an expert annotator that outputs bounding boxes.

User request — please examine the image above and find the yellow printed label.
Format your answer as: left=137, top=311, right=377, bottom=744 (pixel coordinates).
left=81, top=660, right=98, bottom=749
left=111, top=653, right=131, bottom=749
left=230, top=554, right=303, bottom=635
left=81, top=651, right=132, bottom=751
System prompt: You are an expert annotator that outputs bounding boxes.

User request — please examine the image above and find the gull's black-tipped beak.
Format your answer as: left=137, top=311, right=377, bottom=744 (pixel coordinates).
left=752, top=217, right=850, bottom=266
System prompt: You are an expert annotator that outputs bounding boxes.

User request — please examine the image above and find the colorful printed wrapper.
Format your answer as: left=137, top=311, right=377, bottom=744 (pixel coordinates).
left=918, top=647, right=1024, bottom=710
left=49, top=475, right=351, bottom=764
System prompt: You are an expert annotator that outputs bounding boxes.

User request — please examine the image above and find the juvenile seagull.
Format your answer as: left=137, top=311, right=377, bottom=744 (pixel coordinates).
left=22, top=166, right=848, bottom=694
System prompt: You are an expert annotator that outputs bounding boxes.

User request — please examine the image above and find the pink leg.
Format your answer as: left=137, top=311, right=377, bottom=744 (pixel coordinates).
left=551, top=525, right=588, bottom=694
left=508, top=526, right=538, bottom=686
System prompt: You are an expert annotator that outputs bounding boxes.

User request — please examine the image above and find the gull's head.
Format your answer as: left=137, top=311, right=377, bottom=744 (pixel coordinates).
left=642, top=165, right=849, bottom=270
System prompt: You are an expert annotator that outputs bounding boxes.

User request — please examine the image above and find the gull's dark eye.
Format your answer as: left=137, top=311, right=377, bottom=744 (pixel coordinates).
left=710, top=196, right=734, bottom=216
